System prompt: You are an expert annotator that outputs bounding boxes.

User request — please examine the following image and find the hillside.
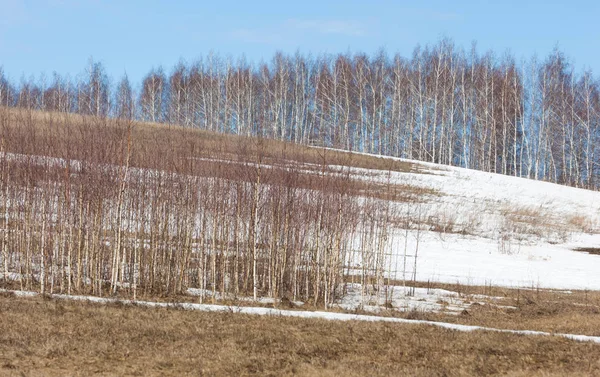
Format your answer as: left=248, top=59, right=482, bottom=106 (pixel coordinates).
left=4, top=5, right=600, bottom=374
left=4, top=109, right=600, bottom=377
left=342, top=152, right=600, bottom=290
left=1, top=107, right=600, bottom=310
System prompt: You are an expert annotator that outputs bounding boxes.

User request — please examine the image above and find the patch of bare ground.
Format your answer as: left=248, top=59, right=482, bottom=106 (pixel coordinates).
left=375, top=280, right=600, bottom=337
left=573, top=247, right=600, bottom=256
left=0, top=294, right=600, bottom=376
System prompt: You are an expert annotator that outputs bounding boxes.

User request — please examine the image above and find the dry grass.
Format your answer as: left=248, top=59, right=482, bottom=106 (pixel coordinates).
left=573, top=247, right=600, bottom=256
left=567, top=214, right=598, bottom=233
left=1, top=107, right=423, bottom=175
left=498, top=204, right=599, bottom=243
left=0, top=294, right=600, bottom=376
left=378, top=280, right=600, bottom=337
left=6, top=274, right=600, bottom=340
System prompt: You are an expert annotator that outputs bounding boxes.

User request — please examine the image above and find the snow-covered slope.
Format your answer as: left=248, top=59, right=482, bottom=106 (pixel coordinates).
left=347, top=153, right=600, bottom=290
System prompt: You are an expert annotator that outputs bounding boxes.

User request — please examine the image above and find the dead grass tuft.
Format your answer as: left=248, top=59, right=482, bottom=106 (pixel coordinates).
left=567, top=214, right=598, bottom=233
left=573, top=247, right=600, bottom=256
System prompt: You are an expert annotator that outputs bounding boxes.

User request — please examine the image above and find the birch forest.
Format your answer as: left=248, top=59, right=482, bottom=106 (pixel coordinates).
left=2, top=39, right=600, bottom=188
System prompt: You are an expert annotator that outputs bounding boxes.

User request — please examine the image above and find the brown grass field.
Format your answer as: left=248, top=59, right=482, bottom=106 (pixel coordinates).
left=1, top=292, right=600, bottom=376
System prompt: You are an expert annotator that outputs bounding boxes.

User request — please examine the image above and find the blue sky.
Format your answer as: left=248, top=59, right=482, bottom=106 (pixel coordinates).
left=1, top=0, right=599, bottom=86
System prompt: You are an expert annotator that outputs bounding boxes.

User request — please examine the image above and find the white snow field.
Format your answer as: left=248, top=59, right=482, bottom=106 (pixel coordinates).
left=339, top=151, right=600, bottom=291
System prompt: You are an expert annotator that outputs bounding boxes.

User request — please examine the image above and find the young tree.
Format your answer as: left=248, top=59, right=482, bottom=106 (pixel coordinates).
left=139, top=67, right=167, bottom=123
left=115, top=73, right=135, bottom=121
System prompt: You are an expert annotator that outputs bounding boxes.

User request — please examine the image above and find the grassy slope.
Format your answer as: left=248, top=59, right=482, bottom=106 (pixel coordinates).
left=0, top=107, right=421, bottom=174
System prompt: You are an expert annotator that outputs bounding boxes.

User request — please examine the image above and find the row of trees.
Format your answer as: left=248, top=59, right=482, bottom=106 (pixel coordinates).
left=1, top=38, right=600, bottom=188
left=0, top=108, right=406, bottom=306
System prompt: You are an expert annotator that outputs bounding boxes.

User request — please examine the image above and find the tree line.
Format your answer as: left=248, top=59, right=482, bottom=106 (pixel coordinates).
left=1, top=38, right=600, bottom=188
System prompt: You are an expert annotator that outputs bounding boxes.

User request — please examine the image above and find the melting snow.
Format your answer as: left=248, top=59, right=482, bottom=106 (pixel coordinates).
left=2, top=288, right=598, bottom=345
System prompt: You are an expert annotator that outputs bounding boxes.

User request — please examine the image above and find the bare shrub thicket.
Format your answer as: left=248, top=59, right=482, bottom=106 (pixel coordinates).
left=494, top=204, right=596, bottom=253
left=566, top=214, right=598, bottom=234
left=0, top=107, right=403, bottom=308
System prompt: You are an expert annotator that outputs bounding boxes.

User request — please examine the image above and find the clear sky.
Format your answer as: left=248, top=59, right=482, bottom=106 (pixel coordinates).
left=1, top=0, right=599, bottom=86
